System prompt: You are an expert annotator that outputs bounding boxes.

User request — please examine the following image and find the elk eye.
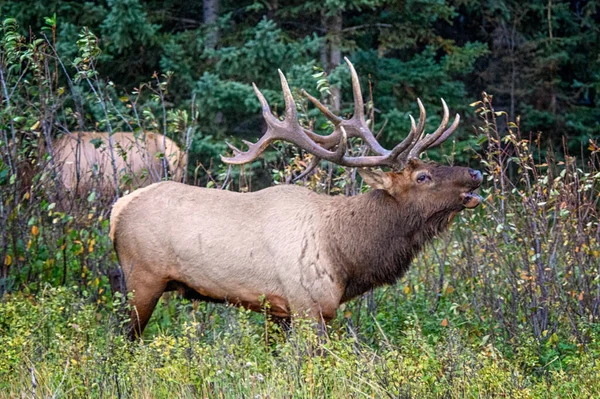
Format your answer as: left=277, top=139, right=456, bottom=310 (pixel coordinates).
left=416, top=173, right=431, bottom=183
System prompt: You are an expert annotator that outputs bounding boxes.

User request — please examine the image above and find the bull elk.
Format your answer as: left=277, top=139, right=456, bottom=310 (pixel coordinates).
left=110, top=58, right=482, bottom=338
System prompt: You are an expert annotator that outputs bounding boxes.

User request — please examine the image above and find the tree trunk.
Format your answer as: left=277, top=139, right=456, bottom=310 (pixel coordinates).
left=329, top=11, right=342, bottom=112
left=267, top=0, right=279, bottom=20
left=321, top=10, right=343, bottom=112
left=203, top=0, right=220, bottom=49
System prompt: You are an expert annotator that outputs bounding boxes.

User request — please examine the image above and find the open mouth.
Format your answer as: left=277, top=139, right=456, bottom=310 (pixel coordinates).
left=461, top=191, right=482, bottom=208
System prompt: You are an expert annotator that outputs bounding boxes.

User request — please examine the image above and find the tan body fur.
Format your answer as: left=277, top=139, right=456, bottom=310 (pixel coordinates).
left=53, top=131, right=186, bottom=194
left=112, top=182, right=341, bottom=327
left=110, top=161, right=483, bottom=337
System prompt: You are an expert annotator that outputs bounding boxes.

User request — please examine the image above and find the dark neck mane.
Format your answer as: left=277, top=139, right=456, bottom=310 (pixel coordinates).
left=323, top=189, right=455, bottom=302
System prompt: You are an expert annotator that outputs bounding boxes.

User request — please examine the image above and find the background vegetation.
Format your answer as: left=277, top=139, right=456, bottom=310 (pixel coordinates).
left=2, top=0, right=599, bottom=167
left=1, top=1, right=600, bottom=397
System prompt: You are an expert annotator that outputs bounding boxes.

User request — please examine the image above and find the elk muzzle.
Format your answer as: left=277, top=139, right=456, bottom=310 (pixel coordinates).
left=461, top=169, right=483, bottom=208
left=469, top=169, right=482, bottom=182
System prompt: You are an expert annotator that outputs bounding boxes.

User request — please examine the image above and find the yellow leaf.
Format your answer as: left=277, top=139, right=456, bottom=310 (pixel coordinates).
left=31, top=226, right=39, bottom=236
left=404, top=285, right=411, bottom=295
left=4, top=254, right=12, bottom=266
left=343, top=311, right=352, bottom=318
left=30, top=121, right=40, bottom=131
left=23, top=192, right=30, bottom=200
left=441, top=318, right=449, bottom=327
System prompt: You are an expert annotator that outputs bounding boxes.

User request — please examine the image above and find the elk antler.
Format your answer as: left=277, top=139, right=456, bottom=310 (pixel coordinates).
left=221, top=58, right=460, bottom=170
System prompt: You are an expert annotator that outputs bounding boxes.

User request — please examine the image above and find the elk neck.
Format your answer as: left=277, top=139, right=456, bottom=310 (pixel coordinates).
left=322, top=188, right=456, bottom=302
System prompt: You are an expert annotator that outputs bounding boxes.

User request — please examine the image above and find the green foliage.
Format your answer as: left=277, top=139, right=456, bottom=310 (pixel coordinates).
left=464, top=0, right=600, bottom=145
left=100, top=0, right=159, bottom=53
left=1, top=283, right=600, bottom=397
left=2, top=0, right=596, bottom=170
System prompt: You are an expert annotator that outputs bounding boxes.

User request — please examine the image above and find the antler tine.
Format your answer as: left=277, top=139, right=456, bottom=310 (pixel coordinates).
left=291, top=126, right=346, bottom=181
left=219, top=132, right=274, bottom=165
left=299, top=60, right=387, bottom=156
left=221, top=80, right=290, bottom=165
left=335, top=126, right=348, bottom=161
left=303, top=127, right=341, bottom=147
left=292, top=155, right=322, bottom=181
left=280, top=70, right=350, bottom=159
left=428, top=113, right=460, bottom=148
left=226, top=141, right=242, bottom=154
left=339, top=57, right=388, bottom=155
left=389, top=115, right=418, bottom=160
left=407, top=98, right=452, bottom=159
left=252, top=83, right=281, bottom=128
left=221, top=82, right=283, bottom=165
left=409, top=115, right=418, bottom=136
left=279, top=70, right=299, bottom=125
left=345, top=57, right=364, bottom=120
left=302, top=90, right=342, bottom=126
left=301, top=58, right=388, bottom=156
left=415, top=98, right=426, bottom=139
left=389, top=99, right=427, bottom=161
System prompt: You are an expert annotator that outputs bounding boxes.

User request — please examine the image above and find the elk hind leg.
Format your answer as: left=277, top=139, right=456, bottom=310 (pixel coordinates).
left=127, top=279, right=166, bottom=340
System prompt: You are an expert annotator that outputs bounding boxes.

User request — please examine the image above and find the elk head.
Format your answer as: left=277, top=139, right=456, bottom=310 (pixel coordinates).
left=221, top=58, right=482, bottom=213
left=359, top=160, right=482, bottom=229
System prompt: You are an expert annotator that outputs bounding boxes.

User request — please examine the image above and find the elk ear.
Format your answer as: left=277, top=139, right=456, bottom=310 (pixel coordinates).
left=358, top=169, right=392, bottom=190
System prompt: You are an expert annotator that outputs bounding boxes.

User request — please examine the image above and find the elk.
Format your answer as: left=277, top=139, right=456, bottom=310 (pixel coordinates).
left=48, top=131, right=186, bottom=198
left=110, top=58, right=482, bottom=338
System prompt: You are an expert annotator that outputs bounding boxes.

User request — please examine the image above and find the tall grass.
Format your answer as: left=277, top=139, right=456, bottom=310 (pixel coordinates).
left=2, top=286, right=599, bottom=398
left=1, top=17, right=600, bottom=398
